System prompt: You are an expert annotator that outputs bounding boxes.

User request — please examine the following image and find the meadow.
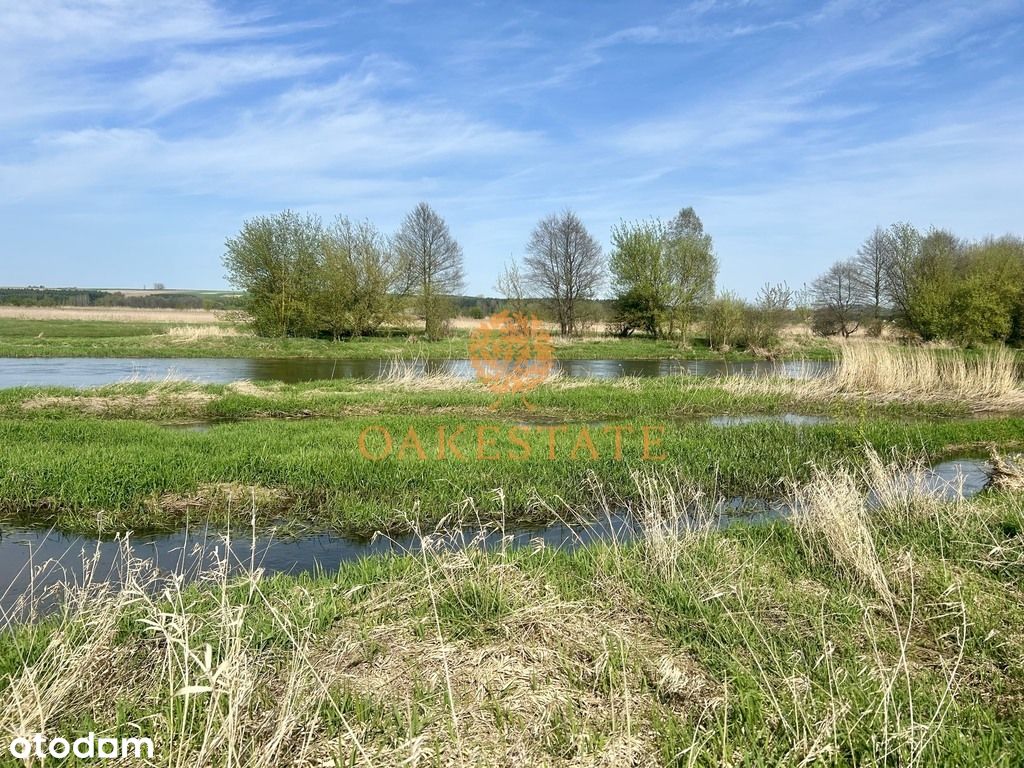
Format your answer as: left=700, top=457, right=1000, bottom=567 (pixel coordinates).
left=2, top=455, right=1023, bottom=766
left=1, top=323, right=1024, bottom=766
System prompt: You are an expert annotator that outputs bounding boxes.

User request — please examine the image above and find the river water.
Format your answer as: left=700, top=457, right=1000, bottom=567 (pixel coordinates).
left=0, top=357, right=833, bottom=388
left=0, top=458, right=991, bottom=619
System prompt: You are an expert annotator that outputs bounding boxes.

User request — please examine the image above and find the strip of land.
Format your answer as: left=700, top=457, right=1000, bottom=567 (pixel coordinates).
left=0, top=315, right=836, bottom=360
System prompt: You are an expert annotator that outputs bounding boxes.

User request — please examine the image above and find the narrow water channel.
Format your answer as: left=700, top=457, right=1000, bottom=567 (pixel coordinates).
left=0, top=459, right=991, bottom=619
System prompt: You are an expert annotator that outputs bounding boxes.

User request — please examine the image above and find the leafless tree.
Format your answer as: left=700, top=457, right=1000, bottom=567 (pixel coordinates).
left=394, top=202, right=465, bottom=339
left=523, top=210, right=603, bottom=336
left=854, top=226, right=893, bottom=320
left=811, top=260, right=863, bottom=337
left=495, top=259, right=528, bottom=317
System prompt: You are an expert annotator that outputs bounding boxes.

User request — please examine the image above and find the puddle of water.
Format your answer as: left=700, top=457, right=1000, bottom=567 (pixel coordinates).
left=0, top=357, right=834, bottom=389
left=912, top=458, right=990, bottom=499
left=708, top=414, right=833, bottom=427
left=160, top=421, right=215, bottom=432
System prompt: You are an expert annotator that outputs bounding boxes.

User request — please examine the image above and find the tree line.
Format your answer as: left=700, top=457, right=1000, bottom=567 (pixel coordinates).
left=224, top=203, right=1023, bottom=348
left=223, top=203, right=719, bottom=341
left=0, top=288, right=241, bottom=310
left=809, top=224, right=1024, bottom=344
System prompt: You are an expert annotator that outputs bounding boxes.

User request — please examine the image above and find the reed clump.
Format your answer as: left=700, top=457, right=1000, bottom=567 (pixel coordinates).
left=380, top=357, right=475, bottom=390
left=790, top=463, right=892, bottom=601
left=721, top=343, right=1024, bottom=411
left=987, top=448, right=1024, bottom=491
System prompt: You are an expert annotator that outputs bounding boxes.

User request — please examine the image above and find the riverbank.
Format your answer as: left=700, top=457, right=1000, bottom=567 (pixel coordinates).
left=4, top=343, right=1023, bottom=421
left=3, top=458, right=1022, bottom=766
left=0, top=316, right=836, bottom=360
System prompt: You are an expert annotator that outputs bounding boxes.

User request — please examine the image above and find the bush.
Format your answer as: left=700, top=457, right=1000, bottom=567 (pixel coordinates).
left=704, top=292, right=747, bottom=350
left=743, top=282, right=792, bottom=349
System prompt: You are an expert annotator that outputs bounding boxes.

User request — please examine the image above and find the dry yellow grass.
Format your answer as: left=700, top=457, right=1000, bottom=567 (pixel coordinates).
left=20, top=381, right=214, bottom=416
left=720, top=343, right=1024, bottom=411
left=790, top=463, right=892, bottom=601
left=0, top=305, right=230, bottom=323
left=379, top=358, right=478, bottom=390
left=987, top=449, right=1024, bottom=491
left=164, top=325, right=249, bottom=340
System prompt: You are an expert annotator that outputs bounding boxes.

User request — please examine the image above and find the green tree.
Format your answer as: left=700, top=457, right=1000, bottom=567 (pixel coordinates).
left=949, top=236, right=1024, bottom=344
left=663, top=207, right=718, bottom=337
left=609, top=208, right=717, bottom=339
left=903, top=229, right=960, bottom=341
left=609, top=219, right=666, bottom=337
left=317, top=218, right=404, bottom=339
left=223, top=210, right=322, bottom=337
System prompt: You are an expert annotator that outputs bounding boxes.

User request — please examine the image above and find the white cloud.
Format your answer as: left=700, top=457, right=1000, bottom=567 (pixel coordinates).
left=132, top=49, right=337, bottom=115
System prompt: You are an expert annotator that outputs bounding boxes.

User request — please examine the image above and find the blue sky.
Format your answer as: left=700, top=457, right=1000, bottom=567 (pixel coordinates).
left=2, top=0, right=1022, bottom=297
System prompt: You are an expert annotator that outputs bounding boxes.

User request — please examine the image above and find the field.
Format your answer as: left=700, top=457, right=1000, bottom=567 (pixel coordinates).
left=2, top=326, right=1024, bottom=766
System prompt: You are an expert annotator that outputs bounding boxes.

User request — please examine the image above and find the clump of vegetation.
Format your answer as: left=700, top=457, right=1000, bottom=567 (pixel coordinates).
left=724, top=343, right=1024, bottom=411
left=608, top=208, right=717, bottom=341
left=702, top=283, right=793, bottom=352
left=810, top=223, right=1024, bottom=345
left=224, top=209, right=431, bottom=340
left=987, top=449, right=1024, bottom=491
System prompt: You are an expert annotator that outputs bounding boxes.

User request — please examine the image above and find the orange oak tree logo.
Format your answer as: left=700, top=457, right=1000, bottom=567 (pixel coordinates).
left=468, top=311, right=555, bottom=407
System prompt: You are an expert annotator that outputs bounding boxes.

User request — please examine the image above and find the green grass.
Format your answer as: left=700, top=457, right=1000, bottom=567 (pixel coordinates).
left=2, top=482, right=1022, bottom=765
left=0, top=375, right=973, bottom=423
left=1, top=413, right=1020, bottom=536
left=0, top=317, right=837, bottom=360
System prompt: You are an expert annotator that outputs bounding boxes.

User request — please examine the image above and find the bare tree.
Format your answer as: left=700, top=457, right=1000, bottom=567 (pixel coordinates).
left=523, top=210, right=603, bottom=336
left=811, top=260, right=863, bottom=337
left=394, top=202, right=465, bottom=339
left=495, top=259, right=528, bottom=317
left=854, top=226, right=892, bottom=320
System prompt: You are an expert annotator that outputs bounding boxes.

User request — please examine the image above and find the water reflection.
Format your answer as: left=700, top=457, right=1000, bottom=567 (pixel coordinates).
left=0, top=357, right=834, bottom=389
left=708, top=414, right=833, bottom=427
left=0, top=500, right=782, bottom=620
left=0, top=458, right=991, bottom=619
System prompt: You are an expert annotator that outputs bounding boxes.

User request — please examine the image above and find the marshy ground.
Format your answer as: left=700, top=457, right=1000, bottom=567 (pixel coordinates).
left=1, top=328, right=1023, bottom=766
